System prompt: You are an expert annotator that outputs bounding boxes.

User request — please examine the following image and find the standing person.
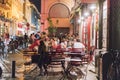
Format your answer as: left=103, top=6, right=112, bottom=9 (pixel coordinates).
left=24, top=33, right=28, bottom=48
left=8, top=39, right=15, bottom=53
left=38, top=40, right=48, bottom=76
left=0, top=38, right=5, bottom=57
left=0, top=66, right=2, bottom=78
left=29, top=33, right=36, bottom=44
left=4, top=33, right=11, bottom=57
left=89, top=46, right=95, bottom=63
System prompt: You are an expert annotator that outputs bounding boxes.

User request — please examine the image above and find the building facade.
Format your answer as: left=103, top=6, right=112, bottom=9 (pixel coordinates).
left=0, top=0, right=11, bottom=36
left=30, top=4, right=40, bottom=34
left=0, top=0, right=40, bottom=37
left=40, top=0, right=101, bottom=50
left=40, top=0, right=74, bottom=35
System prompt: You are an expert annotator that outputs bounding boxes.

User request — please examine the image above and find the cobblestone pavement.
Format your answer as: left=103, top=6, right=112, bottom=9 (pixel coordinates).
left=0, top=49, right=97, bottom=80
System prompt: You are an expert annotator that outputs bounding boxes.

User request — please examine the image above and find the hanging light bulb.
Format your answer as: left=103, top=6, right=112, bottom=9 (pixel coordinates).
left=81, top=17, right=84, bottom=20
left=90, top=4, right=96, bottom=11
left=84, top=11, right=89, bottom=17
left=78, top=19, right=81, bottom=23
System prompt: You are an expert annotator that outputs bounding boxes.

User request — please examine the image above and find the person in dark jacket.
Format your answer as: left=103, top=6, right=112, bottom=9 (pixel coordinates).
left=0, top=38, right=5, bottom=56
left=0, top=66, right=2, bottom=77
left=24, top=33, right=28, bottom=48
left=38, top=40, right=48, bottom=76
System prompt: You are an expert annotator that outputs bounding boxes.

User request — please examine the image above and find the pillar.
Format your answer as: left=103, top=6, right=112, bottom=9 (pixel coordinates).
left=108, top=0, right=120, bottom=50
left=98, top=0, right=104, bottom=49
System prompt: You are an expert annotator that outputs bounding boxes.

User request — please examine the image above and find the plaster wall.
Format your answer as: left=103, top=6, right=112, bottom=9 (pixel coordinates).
left=41, top=0, right=74, bottom=33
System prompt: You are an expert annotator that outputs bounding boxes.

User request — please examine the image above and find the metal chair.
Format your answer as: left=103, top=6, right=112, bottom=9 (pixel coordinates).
left=47, top=48, right=66, bottom=75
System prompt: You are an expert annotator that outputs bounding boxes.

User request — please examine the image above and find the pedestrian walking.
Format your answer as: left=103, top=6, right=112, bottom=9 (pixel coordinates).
left=38, top=40, right=48, bottom=76
left=4, top=33, right=11, bottom=57
left=0, top=38, right=5, bottom=57
left=0, top=66, right=2, bottom=78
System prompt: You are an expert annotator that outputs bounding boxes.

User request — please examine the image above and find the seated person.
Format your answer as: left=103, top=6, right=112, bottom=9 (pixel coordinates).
left=72, top=39, right=85, bottom=54
left=73, top=39, right=85, bottom=49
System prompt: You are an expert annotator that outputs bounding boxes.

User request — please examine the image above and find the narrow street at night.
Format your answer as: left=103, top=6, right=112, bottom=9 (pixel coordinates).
left=0, top=0, right=120, bottom=80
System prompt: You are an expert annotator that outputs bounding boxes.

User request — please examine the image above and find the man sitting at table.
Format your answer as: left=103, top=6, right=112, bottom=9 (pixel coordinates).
left=71, top=39, right=86, bottom=65
left=73, top=39, right=85, bottom=49
left=71, top=38, right=86, bottom=54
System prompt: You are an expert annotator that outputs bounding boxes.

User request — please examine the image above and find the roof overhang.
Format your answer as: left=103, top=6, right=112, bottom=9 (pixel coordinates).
left=81, top=0, right=98, bottom=3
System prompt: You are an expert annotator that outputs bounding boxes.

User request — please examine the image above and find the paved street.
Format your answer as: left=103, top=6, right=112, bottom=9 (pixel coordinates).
left=0, top=49, right=97, bottom=80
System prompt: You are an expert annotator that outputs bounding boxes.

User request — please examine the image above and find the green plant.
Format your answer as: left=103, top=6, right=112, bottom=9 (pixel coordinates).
left=47, top=17, right=57, bottom=36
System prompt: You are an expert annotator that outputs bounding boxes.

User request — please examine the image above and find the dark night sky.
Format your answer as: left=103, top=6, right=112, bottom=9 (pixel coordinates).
left=29, top=0, right=41, bottom=12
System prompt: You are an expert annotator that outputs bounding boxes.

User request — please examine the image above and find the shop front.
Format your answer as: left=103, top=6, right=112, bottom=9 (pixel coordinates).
left=75, top=3, right=99, bottom=51
left=0, top=16, right=12, bottom=37
left=17, top=22, right=29, bottom=36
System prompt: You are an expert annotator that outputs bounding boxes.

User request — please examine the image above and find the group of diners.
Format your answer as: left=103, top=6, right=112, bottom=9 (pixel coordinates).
left=24, top=32, right=87, bottom=76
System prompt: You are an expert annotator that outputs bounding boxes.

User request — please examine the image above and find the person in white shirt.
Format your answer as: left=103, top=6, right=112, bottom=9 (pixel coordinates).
left=72, top=39, right=86, bottom=56
left=73, top=39, right=85, bottom=49
left=60, top=39, right=67, bottom=49
left=3, top=33, right=11, bottom=57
